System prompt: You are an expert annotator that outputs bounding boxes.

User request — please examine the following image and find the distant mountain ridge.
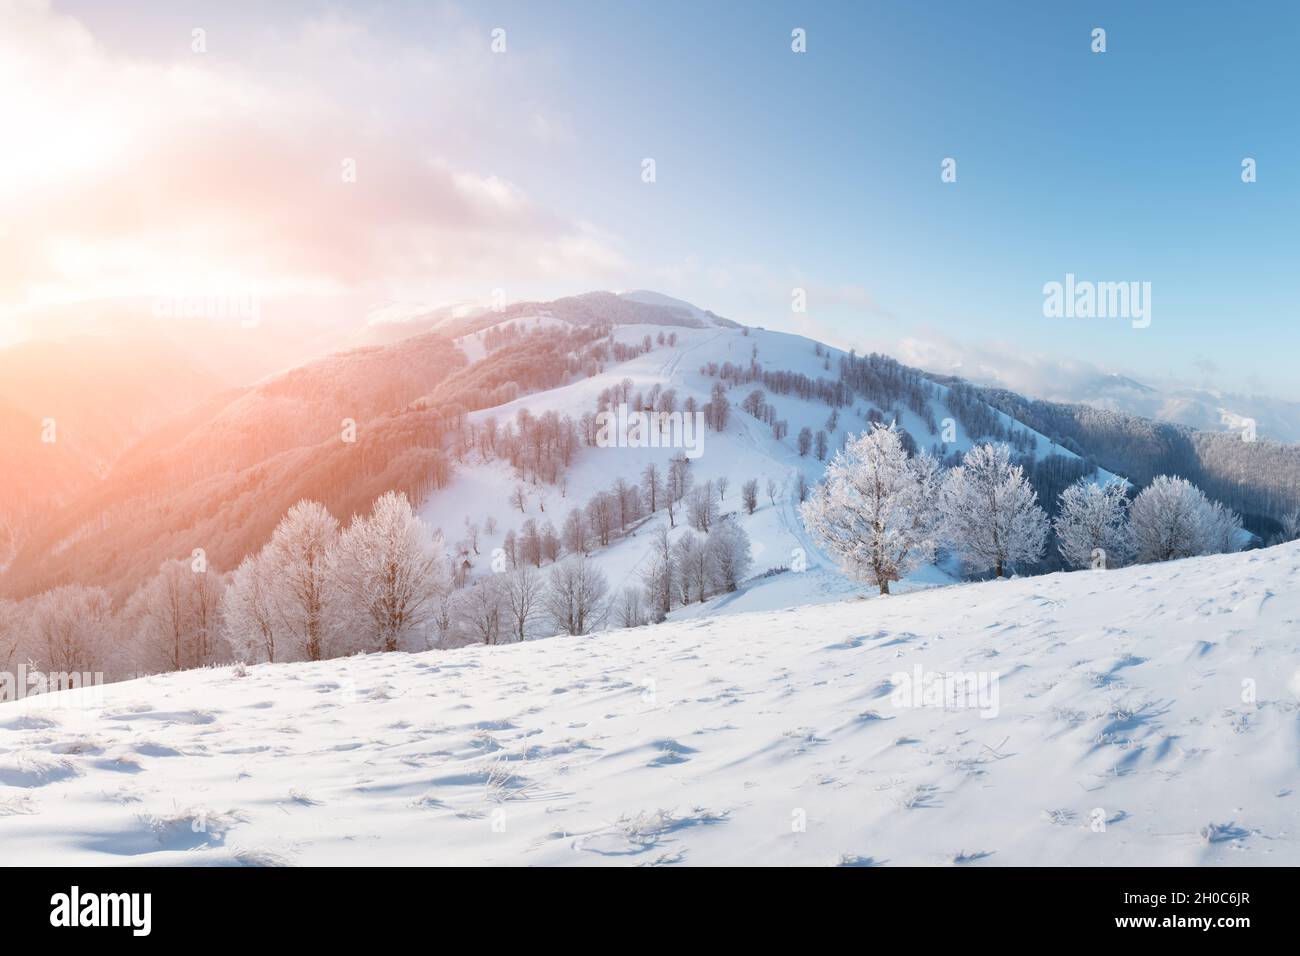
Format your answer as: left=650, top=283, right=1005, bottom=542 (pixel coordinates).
left=4, top=289, right=1299, bottom=605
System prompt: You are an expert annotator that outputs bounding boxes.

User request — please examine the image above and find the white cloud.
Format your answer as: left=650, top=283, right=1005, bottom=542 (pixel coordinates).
left=0, top=1, right=626, bottom=313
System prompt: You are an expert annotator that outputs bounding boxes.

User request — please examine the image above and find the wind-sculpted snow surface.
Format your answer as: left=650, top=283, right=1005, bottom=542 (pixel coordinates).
left=3, top=545, right=1300, bottom=865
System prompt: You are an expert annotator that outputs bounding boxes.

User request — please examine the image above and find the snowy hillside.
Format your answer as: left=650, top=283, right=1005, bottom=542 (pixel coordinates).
left=424, top=314, right=1109, bottom=617
left=1050, top=373, right=1300, bottom=446
left=3, top=543, right=1298, bottom=866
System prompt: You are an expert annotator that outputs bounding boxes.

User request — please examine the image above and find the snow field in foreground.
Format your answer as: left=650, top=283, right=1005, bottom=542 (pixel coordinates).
left=2, top=544, right=1299, bottom=865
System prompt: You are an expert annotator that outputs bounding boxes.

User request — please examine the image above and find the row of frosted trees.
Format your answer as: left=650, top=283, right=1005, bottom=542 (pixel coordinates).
left=0, top=492, right=454, bottom=682
left=1, top=480, right=758, bottom=688
left=800, top=424, right=1248, bottom=595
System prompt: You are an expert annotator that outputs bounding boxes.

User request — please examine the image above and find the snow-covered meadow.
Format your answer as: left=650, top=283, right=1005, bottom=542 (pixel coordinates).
left=3, top=543, right=1298, bottom=866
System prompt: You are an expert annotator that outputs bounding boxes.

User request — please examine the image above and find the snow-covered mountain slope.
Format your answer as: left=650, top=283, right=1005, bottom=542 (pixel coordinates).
left=451, top=312, right=578, bottom=364
left=421, top=320, right=1109, bottom=614
left=616, top=289, right=736, bottom=327
left=942, top=353, right=1300, bottom=445
left=1086, top=379, right=1300, bottom=445
left=4, top=543, right=1298, bottom=865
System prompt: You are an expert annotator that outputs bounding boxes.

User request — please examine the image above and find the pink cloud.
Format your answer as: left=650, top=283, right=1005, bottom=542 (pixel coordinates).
left=0, top=1, right=626, bottom=310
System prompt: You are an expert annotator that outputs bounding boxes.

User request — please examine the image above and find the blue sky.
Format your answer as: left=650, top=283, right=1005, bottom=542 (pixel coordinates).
left=28, top=1, right=1300, bottom=399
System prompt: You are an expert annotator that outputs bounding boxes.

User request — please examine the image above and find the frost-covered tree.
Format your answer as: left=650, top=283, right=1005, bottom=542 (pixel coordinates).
left=501, top=565, right=542, bottom=643
left=801, top=423, right=942, bottom=594
left=540, top=521, right=561, bottom=563
left=1053, top=478, right=1133, bottom=570
left=1279, top=508, right=1300, bottom=543
left=617, top=479, right=643, bottom=530
left=222, top=550, right=281, bottom=663
left=741, top=478, right=759, bottom=514
left=1129, top=475, right=1241, bottom=563
left=665, top=455, right=692, bottom=528
left=1204, top=500, right=1244, bottom=555
left=543, top=554, right=609, bottom=635
left=707, top=520, right=753, bottom=592
left=519, top=518, right=544, bottom=565
left=190, top=564, right=225, bottom=665
left=29, top=585, right=113, bottom=675
left=123, top=563, right=184, bottom=672
left=430, top=579, right=460, bottom=649
left=463, top=576, right=503, bottom=645
left=327, top=491, right=450, bottom=653
left=125, top=559, right=225, bottom=672
left=586, top=493, right=615, bottom=547
left=672, top=531, right=710, bottom=604
left=640, top=524, right=674, bottom=621
left=562, top=507, right=589, bottom=555
left=706, top=382, right=730, bottom=431
left=614, top=587, right=645, bottom=629
left=0, top=598, right=21, bottom=673
left=641, top=462, right=663, bottom=513
left=265, top=500, right=339, bottom=661
left=941, top=442, right=1048, bottom=578
left=687, top=481, right=718, bottom=533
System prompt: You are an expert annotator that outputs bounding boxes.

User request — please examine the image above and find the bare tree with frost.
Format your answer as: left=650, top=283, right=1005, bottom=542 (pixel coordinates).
left=1129, top=475, right=1241, bottom=562
left=800, top=423, right=942, bottom=594
left=1053, top=477, right=1133, bottom=569
left=265, top=500, right=338, bottom=661
left=327, top=491, right=450, bottom=653
left=641, top=524, right=674, bottom=621
left=940, top=442, right=1048, bottom=578
left=707, top=520, right=753, bottom=592
left=29, top=585, right=112, bottom=674
left=615, top=587, right=645, bottom=628
left=501, top=564, right=542, bottom=643
left=543, top=554, right=609, bottom=635
left=223, top=550, right=281, bottom=663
